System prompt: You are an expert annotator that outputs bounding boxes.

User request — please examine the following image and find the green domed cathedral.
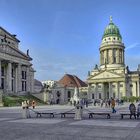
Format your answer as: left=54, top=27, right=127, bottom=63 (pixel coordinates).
left=87, top=17, right=140, bottom=100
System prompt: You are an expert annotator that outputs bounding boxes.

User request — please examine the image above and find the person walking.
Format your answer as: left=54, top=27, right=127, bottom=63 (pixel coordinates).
left=129, top=102, right=136, bottom=119
left=111, top=98, right=116, bottom=113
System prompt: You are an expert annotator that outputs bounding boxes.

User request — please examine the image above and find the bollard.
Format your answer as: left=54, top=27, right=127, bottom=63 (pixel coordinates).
left=22, top=101, right=27, bottom=119
left=74, top=103, right=83, bottom=120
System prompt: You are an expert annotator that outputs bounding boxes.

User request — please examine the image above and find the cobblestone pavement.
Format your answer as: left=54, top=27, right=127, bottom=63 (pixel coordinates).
left=0, top=104, right=140, bottom=140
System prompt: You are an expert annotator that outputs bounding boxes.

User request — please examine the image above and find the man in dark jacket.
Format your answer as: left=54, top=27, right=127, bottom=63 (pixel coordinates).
left=129, top=102, right=136, bottom=119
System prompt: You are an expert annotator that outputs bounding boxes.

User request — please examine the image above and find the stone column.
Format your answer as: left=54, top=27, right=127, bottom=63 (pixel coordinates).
left=122, top=50, right=124, bottom=64
left=116, top=50, right=119, bottom=64
left=111, top=49, right=114, bottom=64
left=95, top=83, right=98, bottom=99
left=100, top=51, right=102, bottom=65
left=117, top=82, right=119, bottom=99
left=137, top=81, right=140, bottom=97
left=109, top=82, right=111, bottom=98
left=26, top=66, right=30, bottom=92
left=30, top=70, right=34, bottom=93
left=105, top=50, right=107, bottom=62
left=7, top=62, right=12, bottom=91
left=123, top=81, right=127, bottom=97
left=107, top=50, right=109, bottom=64
left=17, top=64, right=22, bottom=93
left=15, top=65, right=18, bottom=93
left=0, top=60, right=1, bottom=88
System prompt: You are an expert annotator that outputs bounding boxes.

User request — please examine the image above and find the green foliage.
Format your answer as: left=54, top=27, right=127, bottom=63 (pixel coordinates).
left=2, top=94, right=45, bottom=107
left=121, top=96, right=140, bottom=103
left=121, top=96, right=128, bottom=102
left=129, top=96, right=137, bottom=102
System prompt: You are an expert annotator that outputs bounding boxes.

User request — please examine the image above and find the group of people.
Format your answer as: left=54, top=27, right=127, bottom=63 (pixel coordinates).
left=21, top=100, right=36, bottom=118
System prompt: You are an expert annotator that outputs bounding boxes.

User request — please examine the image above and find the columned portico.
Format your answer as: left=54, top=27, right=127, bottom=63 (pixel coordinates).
left=88, top=17, right=140, bottom=100
left=0, top=26, right=35, bottom=95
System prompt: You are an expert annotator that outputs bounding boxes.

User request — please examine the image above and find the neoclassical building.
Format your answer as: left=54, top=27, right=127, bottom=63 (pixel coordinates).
left=87, top=17, right=140, bottom=100
left=0, top=27, right=35, bottom=95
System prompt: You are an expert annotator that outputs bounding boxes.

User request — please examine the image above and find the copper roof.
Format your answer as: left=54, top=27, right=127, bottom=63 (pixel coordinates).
left=59, top=74, right=87, bottom=87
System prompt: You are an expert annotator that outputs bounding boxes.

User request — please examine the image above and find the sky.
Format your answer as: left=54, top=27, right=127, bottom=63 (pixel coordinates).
left=0, top=0, right=140, bottom=81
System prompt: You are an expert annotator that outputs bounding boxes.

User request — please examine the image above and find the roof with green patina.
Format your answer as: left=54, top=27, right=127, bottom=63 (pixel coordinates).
left=102, top=20, right=122, bottom=39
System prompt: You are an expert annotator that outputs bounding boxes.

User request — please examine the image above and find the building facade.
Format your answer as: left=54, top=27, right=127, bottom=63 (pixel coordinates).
left=0, top=27, right=35, bottom=95
left=45, top=74, right=88, bottom=104
left=87, top=17, right=140, bottom=100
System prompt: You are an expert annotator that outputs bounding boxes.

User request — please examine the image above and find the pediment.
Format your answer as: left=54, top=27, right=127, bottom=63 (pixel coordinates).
left=0, top=27, right=19, bottom=42
left=0, top=44, right=31, bottom=60
left=89, top=70, right=123, bottom=80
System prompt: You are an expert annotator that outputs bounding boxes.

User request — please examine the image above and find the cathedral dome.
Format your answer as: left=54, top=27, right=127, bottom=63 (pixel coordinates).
left=102, top=17, right=122, bottom=39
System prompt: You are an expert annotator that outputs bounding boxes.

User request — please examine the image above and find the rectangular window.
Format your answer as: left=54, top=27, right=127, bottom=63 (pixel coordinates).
left=12, top=79, right=14, bottom=91
left=22, top=71, right=24, bottom=79
left=25, top=81, right=26, bottom=91
left=12, top=68, right=14, bottom=78
left=92, top=94, right=94, bottom=99
left=25, top=71, right=26, bottom=79
left=22, top=81, right=26, bottom=91
left=1, top=78, right=4, bottom=89
left=67, top=91, right=71, bottom=98
left=22, top=81, right=24, bottom=91
left=99, top=93, right=102, bottom=99
left=1, top=67, right=4, bottom=76
left=22, top=71, right=27, bottom=79
left=98, top=85, right=101, bottom=88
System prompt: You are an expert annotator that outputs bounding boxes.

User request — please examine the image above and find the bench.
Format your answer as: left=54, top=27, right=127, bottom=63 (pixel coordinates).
left=120, top=112, right=137, bottom=119
left=60, top=112, right=75, bottom=118
left=88, top=112, right=111, bottom=119
left=29, top=109, right=55, bottom=118
left=36, top=112, right=55, bottom=118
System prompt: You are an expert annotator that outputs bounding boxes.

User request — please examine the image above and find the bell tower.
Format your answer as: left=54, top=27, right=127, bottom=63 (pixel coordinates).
left=100, top=17, right=125, bottom=70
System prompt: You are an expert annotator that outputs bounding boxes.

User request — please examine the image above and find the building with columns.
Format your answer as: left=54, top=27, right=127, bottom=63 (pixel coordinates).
left=87, top=17, right=140, bottom=100
left=0, top=27, right=35, bottom=95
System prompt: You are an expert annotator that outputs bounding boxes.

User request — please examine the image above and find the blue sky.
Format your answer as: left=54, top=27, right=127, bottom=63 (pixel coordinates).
left=1, top=0, right=140, bottom=81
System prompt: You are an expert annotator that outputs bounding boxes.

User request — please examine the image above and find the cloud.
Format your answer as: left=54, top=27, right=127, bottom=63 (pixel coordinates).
left=126, top=43, right=140, bottom=51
